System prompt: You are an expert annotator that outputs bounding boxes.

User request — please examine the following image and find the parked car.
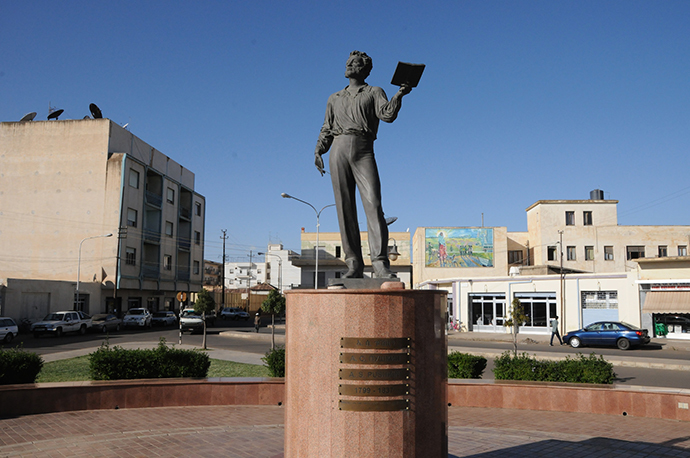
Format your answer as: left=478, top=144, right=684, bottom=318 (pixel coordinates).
left=152, top=311, right=178, bottom=326
left=0, top=317, right=19, bottom=343
left=122, top=308, right=152, bottom=328
left=30, top=311, right=92, bottom=338
left=220, top=307, right=250, bottom=321
left=564, top=321, right=650, bottom=350
left=91, top=314, right=122, bottom=333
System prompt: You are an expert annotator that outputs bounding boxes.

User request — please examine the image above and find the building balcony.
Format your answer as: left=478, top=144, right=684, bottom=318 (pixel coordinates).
left=178, top=269, right=190, bottom=282
left=178, top=239, right=191, bottom=251
left=142, top=264, right=160, bottom=279
left=143, top=229, right=161, bottom=244
left=146, top=191, right=163, bottom=208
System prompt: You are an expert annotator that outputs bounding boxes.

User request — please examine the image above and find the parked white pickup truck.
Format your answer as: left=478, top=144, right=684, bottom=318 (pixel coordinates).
left=30, top=311, right=92, bottom=338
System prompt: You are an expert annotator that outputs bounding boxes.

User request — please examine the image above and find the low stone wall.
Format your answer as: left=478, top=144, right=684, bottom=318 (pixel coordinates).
left=1, top=378, right=688, bottom=422
left=0, top=378, right=285, bottom=417
left=448, top=379, right=690, bottom=422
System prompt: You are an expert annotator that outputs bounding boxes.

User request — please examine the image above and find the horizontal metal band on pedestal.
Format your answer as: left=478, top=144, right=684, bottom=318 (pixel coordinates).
left=339, top=384, right=409, bottom=397
left=339, top=352, right=410, bottom=365
left=340, top=337, right=411, bottom=350
left=339, top=399, right=410, bottom=411
left=339, top=368, right=410, bottom=381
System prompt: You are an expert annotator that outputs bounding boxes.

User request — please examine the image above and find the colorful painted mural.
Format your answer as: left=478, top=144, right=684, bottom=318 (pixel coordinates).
left=425, top=228, right=494, bottom=268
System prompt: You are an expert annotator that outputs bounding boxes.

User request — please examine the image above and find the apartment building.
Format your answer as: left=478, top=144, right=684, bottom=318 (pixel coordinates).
left=0, top=118, right=205, bottom=322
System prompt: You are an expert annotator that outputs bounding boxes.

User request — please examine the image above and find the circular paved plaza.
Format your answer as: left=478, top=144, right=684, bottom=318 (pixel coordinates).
left=1, top=405, right=689, bottom=457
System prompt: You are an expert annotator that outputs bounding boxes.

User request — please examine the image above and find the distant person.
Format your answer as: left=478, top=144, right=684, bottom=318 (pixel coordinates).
left=550, top=316, right=562, bottom=346
left=254, top=313, right=261, bottom=333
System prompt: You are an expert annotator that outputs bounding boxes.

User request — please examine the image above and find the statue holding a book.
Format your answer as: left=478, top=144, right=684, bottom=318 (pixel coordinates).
left=314, top=51, right=424, bottom=279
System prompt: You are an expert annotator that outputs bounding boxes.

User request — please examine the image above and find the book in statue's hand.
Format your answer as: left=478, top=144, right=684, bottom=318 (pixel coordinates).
left=391, top=62, right=425, bottom=88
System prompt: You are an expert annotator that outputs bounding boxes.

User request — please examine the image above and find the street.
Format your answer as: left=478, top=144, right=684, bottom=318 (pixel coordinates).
left=9, top=321, right=689, bottom=390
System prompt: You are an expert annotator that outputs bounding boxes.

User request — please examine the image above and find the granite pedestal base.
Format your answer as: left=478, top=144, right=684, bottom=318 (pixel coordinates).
left=284, top=289, right=448, bottom=458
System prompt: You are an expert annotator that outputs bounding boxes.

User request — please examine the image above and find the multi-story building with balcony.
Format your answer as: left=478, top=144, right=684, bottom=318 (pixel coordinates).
left=0, top=118, right=205, bottom=322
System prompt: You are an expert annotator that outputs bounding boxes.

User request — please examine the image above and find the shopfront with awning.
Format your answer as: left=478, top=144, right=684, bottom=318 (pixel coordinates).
left=642, top=291, right=690, bottom=338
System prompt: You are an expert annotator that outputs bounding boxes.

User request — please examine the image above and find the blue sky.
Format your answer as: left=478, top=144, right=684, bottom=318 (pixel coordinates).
left=2, top=1, right=689, bottom=263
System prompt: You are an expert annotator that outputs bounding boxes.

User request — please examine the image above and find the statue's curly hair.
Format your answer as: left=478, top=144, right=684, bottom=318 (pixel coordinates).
left=349, top=50, right=373, bottom=78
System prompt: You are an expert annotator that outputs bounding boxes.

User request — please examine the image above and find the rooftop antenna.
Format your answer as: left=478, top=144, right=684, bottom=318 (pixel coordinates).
left=89, top=103, right=103, bottom=119
left=20, top=112, right=37, bottom=122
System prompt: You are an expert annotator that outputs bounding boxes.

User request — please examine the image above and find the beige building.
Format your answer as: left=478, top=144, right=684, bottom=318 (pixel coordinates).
left=0, top=118, right=205, bottom=323
left=293, top=229, right=412, bottom=288
left=413, top=191, right=690, bottom=337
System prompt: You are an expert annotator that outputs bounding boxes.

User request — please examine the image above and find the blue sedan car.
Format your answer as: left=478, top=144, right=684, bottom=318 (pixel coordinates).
left=563, top=321, right=650, bottom=350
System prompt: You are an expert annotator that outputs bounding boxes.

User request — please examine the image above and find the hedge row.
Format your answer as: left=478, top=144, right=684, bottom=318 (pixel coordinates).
left=493, top=352, right=616, bottom=384
left=0, top=348, right=44, bottom=385
left=448, top=351, right=487, bottom=379
left=89, top=339, right=210, bottom=380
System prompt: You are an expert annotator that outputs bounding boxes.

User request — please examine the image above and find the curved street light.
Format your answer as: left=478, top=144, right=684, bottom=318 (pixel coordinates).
left=75, top=233, right=113, bottom=310
left=281, top=193, right=335, bottom=289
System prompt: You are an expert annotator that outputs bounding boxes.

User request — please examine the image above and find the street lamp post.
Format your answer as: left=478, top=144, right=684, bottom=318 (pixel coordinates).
left=76, top=233, right=113, bottom=310
left=281, top=193, right=335, bottom=289
left=258, top=252, right=283, bottom=293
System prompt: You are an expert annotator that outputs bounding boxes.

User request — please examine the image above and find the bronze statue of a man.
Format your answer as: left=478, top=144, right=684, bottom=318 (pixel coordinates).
left=315, top=51, right=411, bottom=279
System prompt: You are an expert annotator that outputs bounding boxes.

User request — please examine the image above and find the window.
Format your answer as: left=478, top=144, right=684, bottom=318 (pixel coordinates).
left=127, top=208, right=137, bottom=227
left=658, top=246, right=668, bottom=257
left=679, top=246, right=688, bottom=256
left=626, top=246, right=645, bottom=260
left=165, top=221, right=173, bottom=237
left=167, top=187, right=175, bottom=204
left=548, top=246, right=557, bottom=261
left=583, top=211, right=592, bottom=226
left=335, top=246, right=341, bottom=258
left=125, top=247, right=136, bottom=266
left=194, top=231, right=201, bottom=245
left=565, top=211, right=575, bottom=226
left=508, top=250, right=523, bottom=264
left=195, top=202, right=202, bottom=216
left=164, top=255, right=172, bottom=271
left=193, top=261, right=200, bottom=275
left=129, top=169, right=139, bottom=188
left=604, top=246, right=614, bottom=260
left=585, top=246, right=594, bottom=261
left=567, top=246, right=576, bottom=261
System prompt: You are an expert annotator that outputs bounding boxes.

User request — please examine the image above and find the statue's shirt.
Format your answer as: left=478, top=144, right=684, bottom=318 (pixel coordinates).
left=315, top=84, right=402, bottom=155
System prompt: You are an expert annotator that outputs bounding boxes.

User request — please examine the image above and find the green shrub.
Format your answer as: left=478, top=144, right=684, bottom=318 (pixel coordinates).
left=89, top=339, right=210, bottom=380
left=261, top=346, right=285, bottom=377
left=0, top=348, right=44, bottom=385
left=447, top=351, right=486, bottom=379
left=493, top=351, right=615, bottom=384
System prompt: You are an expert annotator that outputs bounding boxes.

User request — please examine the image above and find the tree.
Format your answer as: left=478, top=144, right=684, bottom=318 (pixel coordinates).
left=503, top=298, right=528, bottom=357
left=261, top=289, right=286, bottom=350
left=194, top=289, right=216, bottom=350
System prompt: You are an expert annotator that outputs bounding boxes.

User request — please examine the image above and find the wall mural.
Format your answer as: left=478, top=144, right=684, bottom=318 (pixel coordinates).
left=425, top=228, right=494, bottom=268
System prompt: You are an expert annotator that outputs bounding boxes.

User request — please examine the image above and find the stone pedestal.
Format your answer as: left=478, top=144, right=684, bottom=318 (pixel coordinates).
left=284, top=289, right=448, bottom=458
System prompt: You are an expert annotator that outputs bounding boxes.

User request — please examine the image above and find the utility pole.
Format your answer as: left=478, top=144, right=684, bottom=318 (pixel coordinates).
left=247, top=250, right=253, bottom=311
left=221, top=230, right=228, bottom=310
left=559, top=230, right=565, bottom=335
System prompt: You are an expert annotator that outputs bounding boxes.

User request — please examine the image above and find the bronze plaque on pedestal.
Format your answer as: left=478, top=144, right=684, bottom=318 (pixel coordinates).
left=339, top=384, right=409, bottom=397
left=340, top=337, right=410, bottom=350
left=340, top=352, right=410, bottom=365
left=339, top=368, right=409, bottom=380
left=339, top=399, right=409, bottom=411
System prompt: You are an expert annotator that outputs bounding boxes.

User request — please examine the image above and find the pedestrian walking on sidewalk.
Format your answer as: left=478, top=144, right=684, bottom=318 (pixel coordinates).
left=254, top=313, right=261, bottom=333
left=550, top=316, right=562, bottom=346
